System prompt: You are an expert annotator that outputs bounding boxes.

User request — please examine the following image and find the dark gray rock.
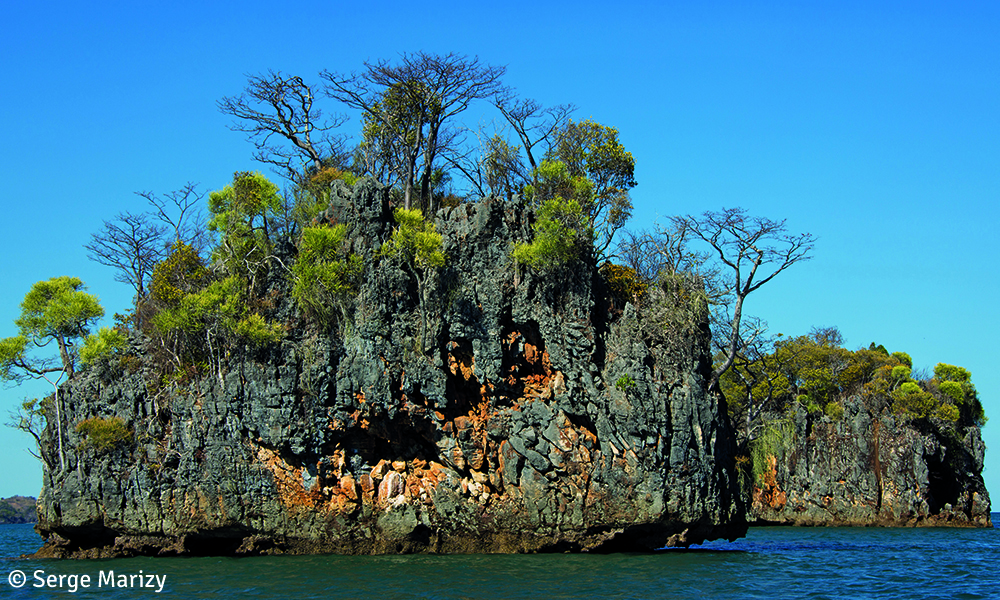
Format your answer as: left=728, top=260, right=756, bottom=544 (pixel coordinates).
left=34, top=182, right=746, bottom=557
left=751, top=396, right=991, bottom=527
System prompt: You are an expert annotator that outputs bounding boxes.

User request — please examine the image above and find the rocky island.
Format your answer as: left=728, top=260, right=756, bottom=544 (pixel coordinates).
left=31, top=180, right=746, bottom=557
left=749, top=393, right=991, bottom=527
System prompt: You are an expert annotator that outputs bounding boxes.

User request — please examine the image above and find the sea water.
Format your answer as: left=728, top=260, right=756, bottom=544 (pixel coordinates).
left=2, top=516, right=998, bottom=599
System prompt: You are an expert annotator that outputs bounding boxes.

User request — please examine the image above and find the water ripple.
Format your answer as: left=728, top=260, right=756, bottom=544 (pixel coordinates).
left=2, top=518, right=999, bottom=599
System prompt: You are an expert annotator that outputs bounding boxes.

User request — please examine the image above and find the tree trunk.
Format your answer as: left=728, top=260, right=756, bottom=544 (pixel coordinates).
left=711, top=292, right=746, bottom=392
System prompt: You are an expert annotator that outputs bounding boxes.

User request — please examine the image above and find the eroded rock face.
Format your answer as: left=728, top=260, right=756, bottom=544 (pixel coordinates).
left=751, top=396, right=991, bottom=527
left=35, top=180, right=746, bottom=557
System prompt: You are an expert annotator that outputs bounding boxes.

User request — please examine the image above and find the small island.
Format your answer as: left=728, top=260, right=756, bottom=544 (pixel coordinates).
left=0, top=496, right=36, bottom=524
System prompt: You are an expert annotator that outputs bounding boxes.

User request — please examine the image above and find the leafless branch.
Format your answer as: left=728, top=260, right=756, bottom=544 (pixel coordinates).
left=219, top=70, right=347, bottom=181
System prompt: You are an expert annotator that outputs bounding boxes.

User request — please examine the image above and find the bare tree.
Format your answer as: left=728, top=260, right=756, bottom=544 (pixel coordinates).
left=7, top=397, right=51, bottom=467
left=85, top=211, right=166, bottom=300
left=447, top=126, right=527, bottom=200
left=322, top=52, right=506, bottom=211
left=618, top=221, right=721, bottom=292
left=495, top=93, right=575, bottom=175
left=138, top=183, right=212, bottom=255
left=675, top=208, right=816, bottom=392
left=219, top=70, right=346, bottom=181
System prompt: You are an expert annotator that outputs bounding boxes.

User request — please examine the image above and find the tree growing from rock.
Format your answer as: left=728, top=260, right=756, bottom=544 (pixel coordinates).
left=548, top=119, right=636, bottom=260
left=674, top=208, right=815, bottom=392
left=378, top=208, right=445, bottom=352
left=219, top=70, right=347, bottom=182
left=0, top=277, right=105, bottom=470
left=322, top=52, right=506, bottom=211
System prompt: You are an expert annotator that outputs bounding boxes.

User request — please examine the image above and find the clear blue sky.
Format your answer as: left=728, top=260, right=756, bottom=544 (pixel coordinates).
left=2, top=1, right=998, bottom=503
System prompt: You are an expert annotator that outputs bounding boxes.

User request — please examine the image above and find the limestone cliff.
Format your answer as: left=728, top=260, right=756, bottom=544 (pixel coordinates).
left=751, top=394, right=991, bottom=527
left=34, top=180, right=746, bottom=557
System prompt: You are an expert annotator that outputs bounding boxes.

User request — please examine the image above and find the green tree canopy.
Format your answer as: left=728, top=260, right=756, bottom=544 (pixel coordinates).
left=548, top=119, right=636, bottom=258
left=1, top=276, right=105, bottom=470
left=4, top=276, right=104, bottom=378
left=208, top=171, right=283, bottom=283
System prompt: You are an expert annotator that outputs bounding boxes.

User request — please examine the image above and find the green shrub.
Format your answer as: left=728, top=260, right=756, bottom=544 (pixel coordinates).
left=936, top=403, right=960, bottom=422
left=934, top=363, right=971, bottom=384
left=292, top=224, right=363, bottom=323
left=153, top=275, right=282, bottom=347
left=378, top=208, right=445, bottom=269
left=615, top=374, right=637, bottom=391
left=76, top=417, right=132, bottom=452
left=824, top=401, right=845, bottom=420
left=892, top=381, right=938, bottom=419
left=233, top=313, right=284, bottom=345
left=933, top=362, right=986, bottom=426
left=938, top=380, right=965, bottom=404
left=208, top=171, right=283, bottom=279
left=891, top=351, right=912, bottom=367
left=150, top=242, right=208, bottom=307
left=79, top=327, right=127, bottom=366
left=891, top=365, right=912, bottom=383
left=513, top=195, right=591, bottom=270
left=378, top=209, right=445, bottom=352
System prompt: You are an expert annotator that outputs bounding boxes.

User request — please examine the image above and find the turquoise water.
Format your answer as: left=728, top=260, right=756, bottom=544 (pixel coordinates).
left=2, top=517, right=998, bottom=599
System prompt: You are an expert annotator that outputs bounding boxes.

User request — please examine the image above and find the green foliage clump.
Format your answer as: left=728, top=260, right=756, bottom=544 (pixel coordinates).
left=936, top=403, right=960, bottom=422
left=892, top=381, right=938, bottom=419
left=600, top=262, right=648, bottom=305
left=14, top=277, right=104, bottom=349
left=0, top=336, right=29, bottom=381
left=152, top=275, right=282, bottom=347
left=292, top=224, right=363, bottom=324
left=378, top=208, right=445, bottom=352
left=378, top=208, right=446, bottom=269
left=824, top=400, right=845, bottom=420
left=149, top=242, right=208, bottom=307
left=79, top=327, right=127, bottom=366
left=513, top=194, right=591, bottom=270
left=614, top=374, right=636, bottom=392
left=891, top=351, right=912, bottom=367
left=933, top=362, right=986, bottom=425
left=891, top=365, right=912, bottom=383
left=76, top=416, right=132, bottom=452
left=934, top=363, right=971, bottom=384
left=523, top=159, right=594, bottom=208
left=548, top=119, right=636, bottom=258
left=208, top=171, right=283, bottom=279
left=938, top=381, right=965, bottom=404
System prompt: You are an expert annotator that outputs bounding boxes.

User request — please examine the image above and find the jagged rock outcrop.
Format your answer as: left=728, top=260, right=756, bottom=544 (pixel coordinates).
left=34, top=179, right=746, bottom=557
left=751, top=394, right=991, bottom=526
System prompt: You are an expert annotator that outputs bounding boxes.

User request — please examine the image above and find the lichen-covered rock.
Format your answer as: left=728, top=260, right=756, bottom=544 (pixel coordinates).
left=751, top=396, right=991, bottom=527
left=34, top=180, right=746, bottom=557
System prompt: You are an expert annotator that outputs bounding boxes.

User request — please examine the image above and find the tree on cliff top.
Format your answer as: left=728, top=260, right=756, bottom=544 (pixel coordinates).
left=1, top=277, right=105, bottom=470
left=219, top=70, right=348, bottom=182
left=322, top=52, right=506, bottom=212
left=620, top=209, right=814, bottom=393
left=676, top=208, right=815, bottom=392
left=516, top=119, right=636, bottom=265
